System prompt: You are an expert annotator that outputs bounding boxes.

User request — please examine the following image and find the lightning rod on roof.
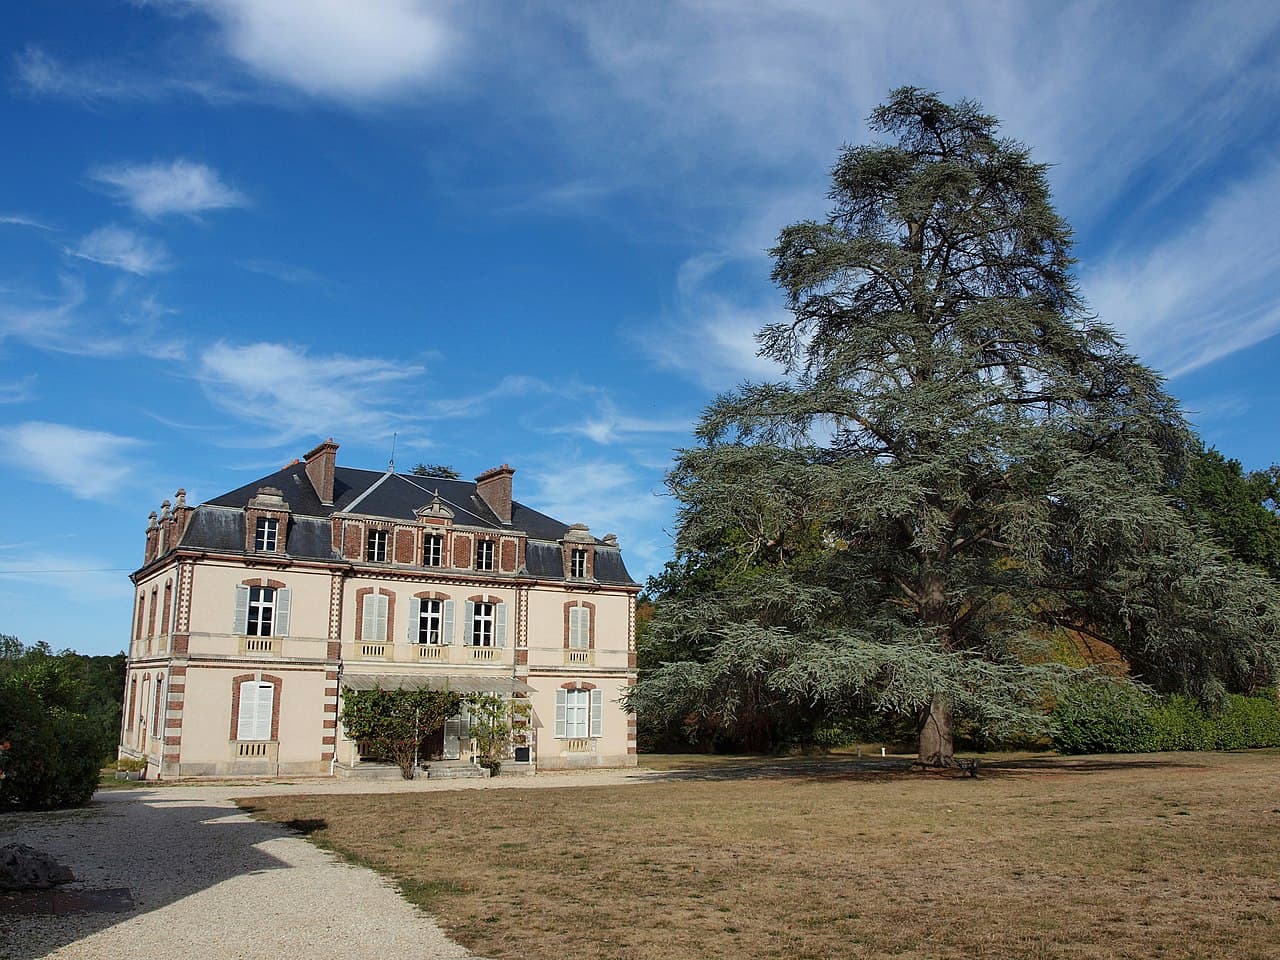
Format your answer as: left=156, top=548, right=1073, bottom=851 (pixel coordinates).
left=389, top=432, right=397, bottom=473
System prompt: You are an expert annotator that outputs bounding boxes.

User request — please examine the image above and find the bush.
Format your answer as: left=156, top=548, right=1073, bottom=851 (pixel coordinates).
left=1052, top=682, right=1280, bottom=754
left=1050, top=681, right=1157, bottom=754
left=0, top=683, right=102, bottom=809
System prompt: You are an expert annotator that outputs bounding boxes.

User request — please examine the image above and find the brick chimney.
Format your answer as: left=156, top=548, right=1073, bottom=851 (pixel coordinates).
left=475, top=464, right=515, bottom=524
left=304, top=438, right=339, bottom=505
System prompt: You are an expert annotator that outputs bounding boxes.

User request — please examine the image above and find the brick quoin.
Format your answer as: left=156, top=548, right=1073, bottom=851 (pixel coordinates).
left=327, top=642, right=341, bottom=659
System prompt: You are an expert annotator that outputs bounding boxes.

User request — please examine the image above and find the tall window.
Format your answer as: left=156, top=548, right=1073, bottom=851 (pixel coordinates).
left=417, top=599, right=444, bottom=644
left=247, top=586, right=275, bottom=636
left=570, top=548, right=587, bottom=578
left=555, top=688, right=602, bottom=739
left=568, top=607, right=591, bottom=649
left=366, top=529, right=389, bottom=562
left=236, top=679, right=275, bottom=741
left=423, top=534, right=444, bottom=567
left=475, top=539, right=495, bottom=571
left=255, top=517, right=278, bottom=551
left=471, top=602, right=495, bottom=646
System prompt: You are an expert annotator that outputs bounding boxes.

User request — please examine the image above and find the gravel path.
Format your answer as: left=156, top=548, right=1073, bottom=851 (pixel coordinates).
left=0, top=769, right=655, bottom=960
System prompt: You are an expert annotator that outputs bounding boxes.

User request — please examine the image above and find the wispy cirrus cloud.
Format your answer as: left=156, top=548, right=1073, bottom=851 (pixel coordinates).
left=70, top=225, right=170, bottom=275
left=0, top=377, right=37, bottom=404
left=90, top=159, right=248, bottom=218
left=0, top=421, right=145, bottom=500
left=554, top=393, right=692, bottom=446
left=13, top=45, right=242, bottom=104
left=0, top=213, right=53, bottom=231
left=1085, top=155, right=1280, bottom=378
left=196, top=341, right=427, bottom=446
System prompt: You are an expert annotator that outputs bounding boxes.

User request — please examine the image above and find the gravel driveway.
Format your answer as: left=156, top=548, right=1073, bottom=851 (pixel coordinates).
left=0, top=769, right=654, bottom=960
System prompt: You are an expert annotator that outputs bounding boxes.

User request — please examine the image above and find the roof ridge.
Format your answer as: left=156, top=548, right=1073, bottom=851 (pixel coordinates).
left=339, top=470, right=394, bottom=515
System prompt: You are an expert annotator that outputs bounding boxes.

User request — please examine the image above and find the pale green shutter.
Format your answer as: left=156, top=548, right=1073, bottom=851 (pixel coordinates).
left=443, top=599, right=456, bottom=643
left=274, top=588, right=291, bottom=637
left=361, top=594, right=377, bottom=641
left=408, top=597, right=421, bottom=642
left=555, top=689, right=567, bottom=738
left=464, top=600, right=475, bottom=645
left=495, top=603, right=507, bottom=647
left=376, top=594, right=389, bottom=642
left=256, top=682, right=275, bottom=740
left=233, top=585, right=249, bottom=634
left=590, top=689, right=603, bottom=738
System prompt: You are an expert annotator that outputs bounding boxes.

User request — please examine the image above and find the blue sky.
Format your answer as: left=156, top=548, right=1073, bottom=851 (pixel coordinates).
left=2, top=2, right=1279, bottom=656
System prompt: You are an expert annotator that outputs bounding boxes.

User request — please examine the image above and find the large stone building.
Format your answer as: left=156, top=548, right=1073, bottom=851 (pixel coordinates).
left=119, top=440, right=640, bottom=778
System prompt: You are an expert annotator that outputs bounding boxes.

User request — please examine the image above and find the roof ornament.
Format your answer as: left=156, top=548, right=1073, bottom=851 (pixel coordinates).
left=388, top=431, right=397, bottom=474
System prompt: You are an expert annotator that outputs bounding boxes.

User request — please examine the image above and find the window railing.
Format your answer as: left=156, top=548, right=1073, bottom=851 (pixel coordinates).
left=359, top=642, right=390, bottom=659
left=239, top=636, right=279, bottom=656
left=566, top=649, right=594, bottom=666
left=470, top=647, right=498, bottom=661
left=230, top=741, right=279, bottom=765
left=564, top=738, right=590, bottom=753
left=417, top=645, right=446, bottom=661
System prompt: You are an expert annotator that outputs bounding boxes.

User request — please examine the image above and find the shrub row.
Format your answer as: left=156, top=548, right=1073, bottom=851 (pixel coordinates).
left=1051, top=683, right=1280, bottom=754
left=0, top=682, right=102, bottom=809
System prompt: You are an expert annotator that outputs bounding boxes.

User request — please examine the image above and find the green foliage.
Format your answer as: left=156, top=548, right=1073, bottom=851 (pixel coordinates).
left=1174, top=446, right=1280, bottom=579
left=0, top=680, right=102, bottom=809
left=0, top=636, right=125, bottom=809
left=465, top=693, right=530, bottom=774
left=339, top=686, right=462, bottom=779
left=632, top=87, right=1280, bottom=763
left=411, top=463, right=461, bottom=479
left=1051, top=682, right=1280, bottom=754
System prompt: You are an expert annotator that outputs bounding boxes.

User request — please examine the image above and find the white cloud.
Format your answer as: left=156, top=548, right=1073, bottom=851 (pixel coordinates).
left=70, top=225, right=170, bottom=275
left=0, top=545, right=133, bottom=600
left=524, top=457, right=674, bottom=579
left=555, top=394, right=692, bottom=446
left=91, top=159, right=248, bottom=218
left=0, top=213, right=53, bottom=231
left=1085, top=156, right=1280, bottom=378
left=195, top=0, right=457, bottom=101
left=13, top=45, right=242, bottom=104
left=196, top=341, right=426, bottom=446
left=0, top=421, right=144, bottom=500
left=238, top=259, right=329, bottom=288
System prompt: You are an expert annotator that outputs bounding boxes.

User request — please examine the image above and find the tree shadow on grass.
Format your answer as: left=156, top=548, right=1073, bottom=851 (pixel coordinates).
left=642, top=753, right=1212, bottom=784
left=0, top=791, right=300, bottom=960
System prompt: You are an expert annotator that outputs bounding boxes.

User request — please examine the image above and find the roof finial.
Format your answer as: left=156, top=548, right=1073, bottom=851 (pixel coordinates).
left=388, top=431, right=397, bottom=474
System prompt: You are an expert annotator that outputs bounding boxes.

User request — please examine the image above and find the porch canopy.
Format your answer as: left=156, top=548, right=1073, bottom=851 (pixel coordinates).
left=341, top=673, right=533, bottom=695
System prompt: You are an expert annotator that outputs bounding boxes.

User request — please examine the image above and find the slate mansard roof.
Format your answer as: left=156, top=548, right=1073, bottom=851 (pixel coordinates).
left=179, top=462, right=635, bottom=586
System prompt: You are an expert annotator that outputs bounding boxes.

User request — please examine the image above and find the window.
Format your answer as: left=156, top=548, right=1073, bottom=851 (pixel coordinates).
left=423, top=534, right=444, bottom=567
left=234, top=584, right=292, bottom=637
left=361, top=592, right=390, bottom=642
left=254, top=517, right=278, bottom=551
left=570, top=548, right=588, bottom=578
left=555, top=688, right=603, bottom=739
left=236, top=679, right=275, bottom=741
left=247, top=587, right=275, bottom=636
left=475, top=539, right=495, bottom=571
left=568, top=606, right=591, bottom=649
left=471, top=601, right=494, bottom=646
left=154, top=674, right=165, bottom=732
left=418, top=599, right=443, bottom=644
left=366, top=529, right=389, bottom=562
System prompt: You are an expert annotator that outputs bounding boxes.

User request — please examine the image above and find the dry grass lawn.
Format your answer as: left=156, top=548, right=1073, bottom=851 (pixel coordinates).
left=242, top=751, right=1280, bottom=960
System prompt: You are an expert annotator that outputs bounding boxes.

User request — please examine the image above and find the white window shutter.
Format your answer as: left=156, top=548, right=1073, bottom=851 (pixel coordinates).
left=233, top=585, right=249, bottom=634
left=569, top=607, right=581, bottom=647
left=463, top=600, right=474, bottom=645
left=376, top=594, right=389, bottom=642
left=274, top=588, right=291, bottom=637
left=443, top=599, right=456, bottom=644
left=590, top=688, right=603, bottom=738
left=495, top=603, right=507, bottom=647
left=361, top=594, right=376, bottom=641
left=555, top=689, right=567, bottom=738
left=256, top=682, right=275, bottom=740
left=408, top=597, right=421, bottom=642
left=236, top=679, right=257, bottom=740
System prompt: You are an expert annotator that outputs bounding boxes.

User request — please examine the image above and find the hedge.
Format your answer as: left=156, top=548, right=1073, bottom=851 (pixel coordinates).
left=0, top=682, right=102, bottom=810
left=1051, top=682, right=1280, bottom=754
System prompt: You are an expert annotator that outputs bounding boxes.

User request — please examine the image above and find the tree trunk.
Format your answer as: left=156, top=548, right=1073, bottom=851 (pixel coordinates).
left=916, top=695, right=954, bottom=766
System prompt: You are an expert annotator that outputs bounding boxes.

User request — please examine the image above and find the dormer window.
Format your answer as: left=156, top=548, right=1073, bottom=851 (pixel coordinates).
left=423, top=534, right=444, bottom=567
left=570, top=548, right=588, bottom=578
left=475, top=539, right=495, bottom=571
left=366, top=529, right=389, bottom=563
left=254, top=517, right=279, bottom=552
